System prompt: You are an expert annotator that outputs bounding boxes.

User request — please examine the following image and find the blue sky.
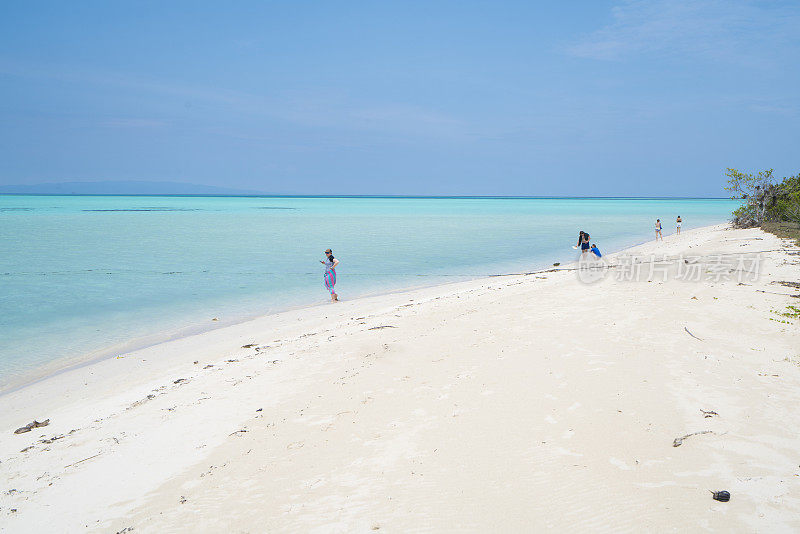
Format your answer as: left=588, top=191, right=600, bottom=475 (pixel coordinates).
left=0, top=0, right=798, bottom=196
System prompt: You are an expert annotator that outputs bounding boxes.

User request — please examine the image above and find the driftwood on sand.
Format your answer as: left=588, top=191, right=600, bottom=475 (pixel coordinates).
left=14, top=419, right=50, bottom=434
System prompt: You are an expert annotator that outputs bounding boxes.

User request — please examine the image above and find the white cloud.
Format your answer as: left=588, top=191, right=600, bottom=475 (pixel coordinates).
left=0, top=59, right=468, bottom=142
left=567, top=0, right=800, bottom=63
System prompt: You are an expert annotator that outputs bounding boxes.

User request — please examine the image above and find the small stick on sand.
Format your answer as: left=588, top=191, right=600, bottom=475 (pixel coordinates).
left=64, top=453, right=102, bottom=468
left=684, top=327, right=703, bottom=341
left=673, top=430, right=713, bottom=447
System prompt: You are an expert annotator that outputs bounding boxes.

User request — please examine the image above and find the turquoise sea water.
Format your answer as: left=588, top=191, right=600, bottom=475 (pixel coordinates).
left=0, top=195, right=737, bottom=390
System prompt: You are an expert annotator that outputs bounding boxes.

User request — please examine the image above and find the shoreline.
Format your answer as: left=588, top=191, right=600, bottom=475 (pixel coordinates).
left=3, top=222, right=799, bottom=531
left=0, top=275, right=489, bottom=397
left=1, top=194, right=738, bottom=395
left=0, top=225, right=668, bottom=397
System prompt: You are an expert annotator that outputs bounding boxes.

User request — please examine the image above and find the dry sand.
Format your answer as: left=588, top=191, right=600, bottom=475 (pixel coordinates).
left=1, top=224, right=799, bottom=532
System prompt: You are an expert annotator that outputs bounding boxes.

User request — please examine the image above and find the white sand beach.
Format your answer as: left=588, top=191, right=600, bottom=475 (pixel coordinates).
left=1, top=224, right=799, bottom=532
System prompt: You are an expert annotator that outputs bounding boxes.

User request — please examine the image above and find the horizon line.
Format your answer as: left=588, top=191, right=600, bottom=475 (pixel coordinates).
left=0, top=193, right=735, bottom=200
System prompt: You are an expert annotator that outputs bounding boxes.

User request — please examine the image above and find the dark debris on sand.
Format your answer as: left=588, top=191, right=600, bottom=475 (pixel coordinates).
left=13, top=419, right=49, bottom=434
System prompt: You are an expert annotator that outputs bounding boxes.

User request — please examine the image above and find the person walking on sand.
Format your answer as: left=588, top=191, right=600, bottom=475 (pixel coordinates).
left=321, top=248, right=339, bottom=302
left=655, top=219, right=663, bottom=241
left=676, top=215, right=682, bottom=235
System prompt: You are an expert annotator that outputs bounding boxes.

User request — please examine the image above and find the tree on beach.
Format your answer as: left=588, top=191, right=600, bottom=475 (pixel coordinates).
left=724, top=168, right=774, bottom=201
left=725, top=168, right=800, bottom=227
left=774, top=173, right=800, bottom=223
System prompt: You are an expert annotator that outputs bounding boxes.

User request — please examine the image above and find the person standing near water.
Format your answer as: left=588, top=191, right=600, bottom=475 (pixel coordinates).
left=655, top=219, right=663, bottom=241
left=321, top=248, right=339, bottom=302
left=676, top=215, right=682, bottom=235
left=574, top=231, right=585, bottom=249
left=580, top=232, right=591, bottom=256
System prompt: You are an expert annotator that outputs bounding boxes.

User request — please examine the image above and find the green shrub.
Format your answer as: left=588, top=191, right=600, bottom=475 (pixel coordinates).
left=726, top=168, right=800, bottom=227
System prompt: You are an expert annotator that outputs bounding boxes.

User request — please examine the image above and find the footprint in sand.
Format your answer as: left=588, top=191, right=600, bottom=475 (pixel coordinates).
left=609, top=457, right=634, bottom=470
left=553, top=446, right=582, bottom=458
left=588, top=359, right=615, bottom=366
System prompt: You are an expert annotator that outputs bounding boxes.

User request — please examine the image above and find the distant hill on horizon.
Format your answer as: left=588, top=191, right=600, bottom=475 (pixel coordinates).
left=0, top=181, right=268, bottom=195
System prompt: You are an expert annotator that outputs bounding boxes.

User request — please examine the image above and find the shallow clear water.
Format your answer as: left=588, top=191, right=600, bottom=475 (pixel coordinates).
left=0, top=195, right=737, bottom=389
